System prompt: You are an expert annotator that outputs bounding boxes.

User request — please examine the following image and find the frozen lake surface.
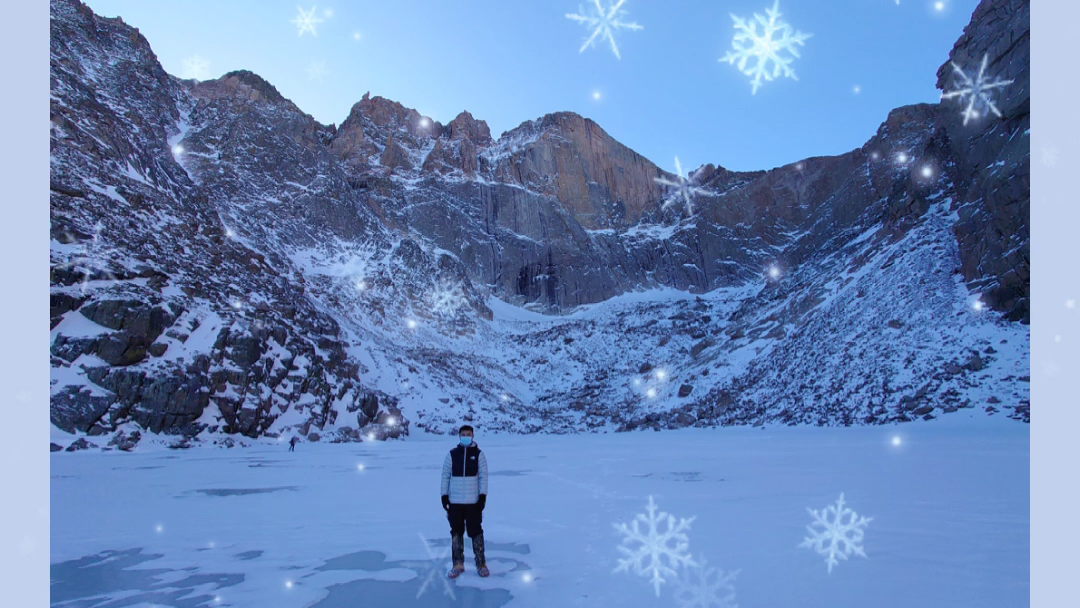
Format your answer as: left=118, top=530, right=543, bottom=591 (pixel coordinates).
left=51, top=415, right=1028, bottom=607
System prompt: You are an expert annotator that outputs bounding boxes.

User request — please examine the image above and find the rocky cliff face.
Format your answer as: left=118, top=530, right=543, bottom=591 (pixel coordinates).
left=49, top=0, right=1028, bottom=450
left=935, top=0, right=1030, bottom=323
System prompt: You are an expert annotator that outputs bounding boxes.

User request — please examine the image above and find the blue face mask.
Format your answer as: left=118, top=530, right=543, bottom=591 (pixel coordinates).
left=459, top=436, right=472, bottom=446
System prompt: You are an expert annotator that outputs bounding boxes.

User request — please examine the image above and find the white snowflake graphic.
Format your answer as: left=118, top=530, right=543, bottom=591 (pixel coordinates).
left=720, top=1, right=812, bottom=95
left=566, top=0, right=644, bottom=60
left=412, top=532, right=456, bottom=601
left=940, top=53, right=1014, bottom=126
left=428, top=278, right=468, bottom=318
left=613, top=495, right=697, bottom=596
left=181, top=55, right=211, bottom=81
left=53, top=222, right=120, bottom=295
left=291, top=5, right=324, bottom=37
left=654, top=157, right=709, bottom=216
left=306, top=60, right=328, bottom=82
left=672, top=555, right=739, bottom=608
left=798, top=493, right=873, bottom=573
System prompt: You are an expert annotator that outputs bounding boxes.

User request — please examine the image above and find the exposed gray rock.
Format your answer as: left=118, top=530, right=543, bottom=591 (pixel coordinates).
left=935, top=0, right=1029, bottom=323
left=690, top=339, right=715, bottom=359
left=108, top=429, right=141, bottom=451
left=48, top=0, right=1027, bottom=442
left=965, top=352, right=985, bottom=371
left=51, top=385, right=113, bottom=434
left=65, top=438, right=95, bottom=452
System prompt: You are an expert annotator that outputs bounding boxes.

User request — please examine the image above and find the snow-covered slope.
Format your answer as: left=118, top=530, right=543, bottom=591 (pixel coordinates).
left=49, top=0, right=1028, bottom=451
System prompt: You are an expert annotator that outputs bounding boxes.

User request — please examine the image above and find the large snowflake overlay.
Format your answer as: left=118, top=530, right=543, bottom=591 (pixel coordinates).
left=720, top=1, right=812, bottom=94
left=566, top=0, right=644, bottom=60
left=412, top=533, right=456, bottom=600
left=182, top=55, right=211, bottom=81
left=613, top=495, right=697, bottom=596
left=654, top=157, right=709, bottom=216
left=427, top=278, right=468, bottom=318
left=306, top=60, right=328, bottom=82
left=940, top=54, right=1014, bottom=126
left=291, top=5, right=324, bottom=37
left=798, top=493, right=873, bottom=573
left=53, top=222, right=119, bottom=295
left=672, top=555, right=739, bottom=608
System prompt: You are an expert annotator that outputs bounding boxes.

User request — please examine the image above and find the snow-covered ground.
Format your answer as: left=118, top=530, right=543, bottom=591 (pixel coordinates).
left=50, top=414, right=1028, bottom=607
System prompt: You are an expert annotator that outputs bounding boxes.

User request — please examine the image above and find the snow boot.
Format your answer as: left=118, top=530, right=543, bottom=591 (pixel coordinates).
left=447, top=563, right=465, bottom=579
left=472, top=532, right=487, bottom=574
left=451, top=533, right=465, bottom=565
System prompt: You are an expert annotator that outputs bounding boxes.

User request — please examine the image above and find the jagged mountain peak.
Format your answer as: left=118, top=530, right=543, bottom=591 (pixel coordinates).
left=49, top=0, right=1028, bottom=451
left=194, top=70, right=292, bottom=108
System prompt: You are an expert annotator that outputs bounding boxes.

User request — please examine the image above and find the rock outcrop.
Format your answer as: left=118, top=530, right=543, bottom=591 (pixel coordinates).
left=49, top=0, right=1028, bottom=447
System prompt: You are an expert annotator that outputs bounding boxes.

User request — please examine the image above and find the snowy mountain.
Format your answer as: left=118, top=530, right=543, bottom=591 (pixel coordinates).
left=49, top=0, right=1029, bottom=451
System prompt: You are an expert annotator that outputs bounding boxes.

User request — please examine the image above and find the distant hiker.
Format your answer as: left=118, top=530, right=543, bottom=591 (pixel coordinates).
left=441, top=424, right=489, bottom=578
left=288, top=436, right=297, bottom=452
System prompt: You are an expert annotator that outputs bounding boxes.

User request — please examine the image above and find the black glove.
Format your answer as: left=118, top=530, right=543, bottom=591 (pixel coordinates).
left=441, top=495, right=451, bottom=511
left=477, top=494, right=486, bottom=511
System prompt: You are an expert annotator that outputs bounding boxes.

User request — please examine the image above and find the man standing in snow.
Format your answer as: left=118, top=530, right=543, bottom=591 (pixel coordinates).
left=440, top=425, right=489, bottom=578
left=288, top=436, right=297, bottom=452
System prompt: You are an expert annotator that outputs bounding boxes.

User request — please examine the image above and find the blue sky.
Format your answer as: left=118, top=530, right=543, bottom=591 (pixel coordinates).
left=81, top=0, right=980, bottom=172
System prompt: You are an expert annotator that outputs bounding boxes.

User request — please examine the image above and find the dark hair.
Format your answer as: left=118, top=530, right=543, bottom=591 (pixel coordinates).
left=458, top=425, right=474, bottom=435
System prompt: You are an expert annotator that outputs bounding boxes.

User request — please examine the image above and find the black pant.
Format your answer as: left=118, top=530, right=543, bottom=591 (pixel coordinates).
left=447, top=503, right=483, bottom=538
left=448, top=503, right=486, bottom=567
